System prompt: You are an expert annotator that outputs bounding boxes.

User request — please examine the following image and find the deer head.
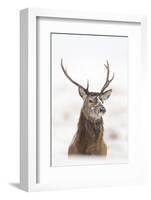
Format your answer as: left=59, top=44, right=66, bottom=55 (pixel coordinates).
left=61, top=59, right=114, bottom=121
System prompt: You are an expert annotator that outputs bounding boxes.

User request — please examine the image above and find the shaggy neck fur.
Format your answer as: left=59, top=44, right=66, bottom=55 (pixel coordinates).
left=76, top=111, right=104, bottom=153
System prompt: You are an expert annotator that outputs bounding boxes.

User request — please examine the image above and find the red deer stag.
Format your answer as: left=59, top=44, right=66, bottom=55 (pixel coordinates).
left=61, top=59, right=114, bottom=156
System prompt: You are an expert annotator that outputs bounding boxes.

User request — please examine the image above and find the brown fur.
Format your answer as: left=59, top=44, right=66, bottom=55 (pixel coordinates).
left=68, top=111, right=107, bottom=156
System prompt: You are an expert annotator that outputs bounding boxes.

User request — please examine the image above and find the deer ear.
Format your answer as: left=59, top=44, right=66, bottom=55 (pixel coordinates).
left=100, top=89, right=112, bottom=102
left=78, top=87, right=87, bottom=99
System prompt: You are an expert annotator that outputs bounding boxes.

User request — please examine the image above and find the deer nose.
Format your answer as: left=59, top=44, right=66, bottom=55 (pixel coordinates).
left=100, top=107, right=106, bottom=113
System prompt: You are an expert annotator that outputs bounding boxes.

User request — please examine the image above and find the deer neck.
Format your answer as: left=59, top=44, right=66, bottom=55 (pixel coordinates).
left=77, top=111, right=104, bottom=142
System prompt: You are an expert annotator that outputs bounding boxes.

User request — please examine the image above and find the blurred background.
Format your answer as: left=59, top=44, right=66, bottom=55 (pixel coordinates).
left=51, top=33, right=128, bottom=166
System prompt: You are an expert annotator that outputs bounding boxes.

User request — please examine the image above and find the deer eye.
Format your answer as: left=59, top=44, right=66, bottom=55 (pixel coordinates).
left=89, top=100, right=93, bottom=103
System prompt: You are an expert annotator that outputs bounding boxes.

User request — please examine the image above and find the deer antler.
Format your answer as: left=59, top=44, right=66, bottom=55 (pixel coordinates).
left=100, top=60, right=114, bottom=94
left=61, top=59, right=89, bottom=93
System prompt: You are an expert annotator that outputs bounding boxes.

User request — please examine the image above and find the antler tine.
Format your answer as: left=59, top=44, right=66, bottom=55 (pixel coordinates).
left=100, top=60, right=114, bottom=94
left=86, top=80, right=89, bottom=92
left=61, top=59, right=89, bottom=93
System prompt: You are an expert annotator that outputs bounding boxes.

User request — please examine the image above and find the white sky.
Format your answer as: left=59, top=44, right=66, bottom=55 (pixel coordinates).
left=52, top=33, right=128, bottom=92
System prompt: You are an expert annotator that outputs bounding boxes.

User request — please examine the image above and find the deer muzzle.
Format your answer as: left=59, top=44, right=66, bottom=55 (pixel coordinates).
left=99, top=107, right=106, bottom=113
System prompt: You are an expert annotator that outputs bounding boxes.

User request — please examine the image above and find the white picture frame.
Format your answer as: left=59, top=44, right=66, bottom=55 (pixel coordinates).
left=20, top=8, right=147, bottom=191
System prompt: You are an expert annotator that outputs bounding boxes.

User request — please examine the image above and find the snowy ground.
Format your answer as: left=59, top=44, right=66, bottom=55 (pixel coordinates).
left=52, top=85, right=128, bottom=166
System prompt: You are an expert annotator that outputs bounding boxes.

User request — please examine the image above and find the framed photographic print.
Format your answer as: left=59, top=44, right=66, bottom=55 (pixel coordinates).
left=20, top=8, right=147, bottom=191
